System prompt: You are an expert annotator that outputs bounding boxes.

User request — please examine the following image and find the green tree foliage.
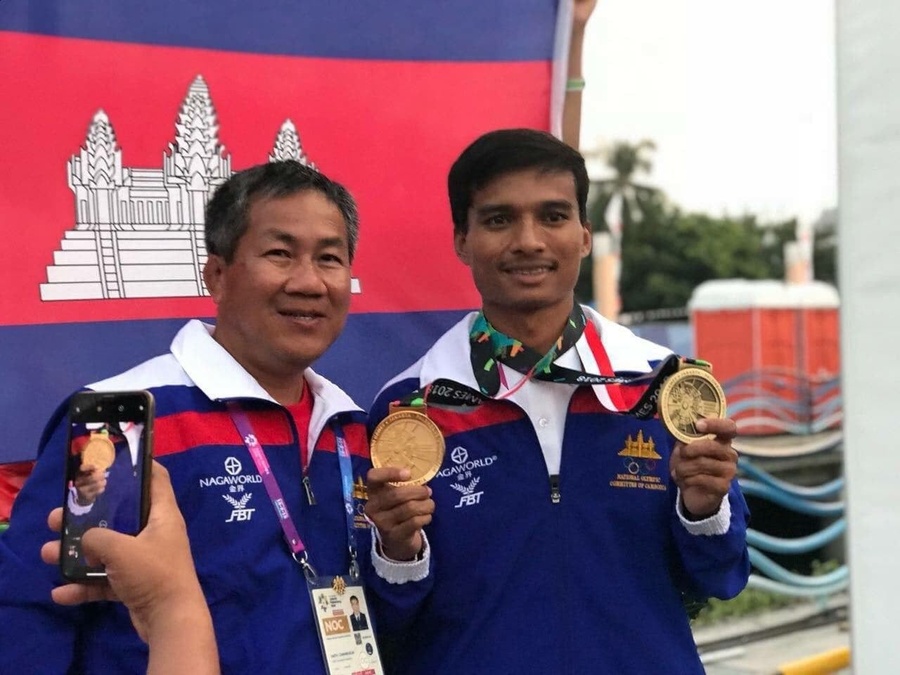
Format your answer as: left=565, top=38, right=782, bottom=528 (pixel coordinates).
left=619, top=206, right=779, bottom=312
left=575, top=142, right=838, bottom=311
left=576, top=140, right=659, bottom=303
left=813, top=220, right=837, bottom=285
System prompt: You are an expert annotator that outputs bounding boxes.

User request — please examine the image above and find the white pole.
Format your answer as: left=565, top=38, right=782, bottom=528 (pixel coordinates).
left=837, top=0, right=900, bottom=671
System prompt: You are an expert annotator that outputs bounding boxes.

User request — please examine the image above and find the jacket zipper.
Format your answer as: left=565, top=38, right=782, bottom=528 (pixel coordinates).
left=302, top=474, right=317, bottom=505
left=549, top=473, right=561, bottom=504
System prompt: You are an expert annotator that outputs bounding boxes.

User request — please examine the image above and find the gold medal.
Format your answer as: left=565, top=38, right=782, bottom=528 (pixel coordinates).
left=82, top=431, right=115, bottom=471
left=370, top=409, right=445, bottom=486
left=658, top=365, right=727, bottom=444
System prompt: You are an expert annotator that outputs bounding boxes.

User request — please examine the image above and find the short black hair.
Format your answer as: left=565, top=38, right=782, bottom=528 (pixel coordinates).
left=205, top=160, right=359, bottom=262
left=447, top=129, right=589, bottom=234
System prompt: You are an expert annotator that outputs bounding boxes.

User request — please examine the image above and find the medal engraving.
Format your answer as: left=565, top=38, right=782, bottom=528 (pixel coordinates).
left=82, top=432, right=115, bottom=471
left=370, top=409, right=445, bottom=486
left=658, top=367, right=727, bottom=444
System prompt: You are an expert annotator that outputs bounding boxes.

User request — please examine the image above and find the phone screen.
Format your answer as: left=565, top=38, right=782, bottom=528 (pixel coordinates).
left=61, top=390, right=154, bottom=580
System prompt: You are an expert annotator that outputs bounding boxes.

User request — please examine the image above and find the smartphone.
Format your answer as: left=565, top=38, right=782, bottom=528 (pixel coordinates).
left=60, top=390, right=155, bottom=581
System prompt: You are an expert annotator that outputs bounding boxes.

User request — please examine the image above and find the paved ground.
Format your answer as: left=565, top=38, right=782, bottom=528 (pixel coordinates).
left=693, top=598, right=851, bottom=674
left=700, top=623, right=850, bottom=674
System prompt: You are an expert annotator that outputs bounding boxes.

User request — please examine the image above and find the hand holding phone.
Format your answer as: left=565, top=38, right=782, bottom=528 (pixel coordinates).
left=60, top=390, right=154, bottom=581
left=43, top=462, right=221, bottom=674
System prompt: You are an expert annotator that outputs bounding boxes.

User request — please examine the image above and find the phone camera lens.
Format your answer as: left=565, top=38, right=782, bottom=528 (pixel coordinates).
left=118, top=405, right=125, bottom=412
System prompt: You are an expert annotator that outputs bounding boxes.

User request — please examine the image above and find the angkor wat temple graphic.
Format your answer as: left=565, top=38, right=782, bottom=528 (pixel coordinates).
left=41, top=75, right=356, bottom=301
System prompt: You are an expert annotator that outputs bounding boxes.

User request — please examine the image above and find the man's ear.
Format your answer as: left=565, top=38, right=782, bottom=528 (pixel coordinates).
left=581, top=220, right=593, bottom=259
left=202, top=255, right=227, bottom=303
left=453, top=231, right=470, bottom=265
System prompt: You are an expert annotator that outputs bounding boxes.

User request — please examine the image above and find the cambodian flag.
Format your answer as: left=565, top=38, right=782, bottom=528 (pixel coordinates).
left=0, top=0, right=570, bottom=462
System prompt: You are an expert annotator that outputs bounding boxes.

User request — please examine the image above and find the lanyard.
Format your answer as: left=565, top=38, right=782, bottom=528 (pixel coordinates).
left=226, top=402, right=359, bottom=582
left=398, top=309, right=699, bottom=421
left=334, top=424, right=360, bottom=579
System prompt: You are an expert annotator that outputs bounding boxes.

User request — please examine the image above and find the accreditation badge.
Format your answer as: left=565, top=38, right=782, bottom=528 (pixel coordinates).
left=309, top=575, right=384, bottom=675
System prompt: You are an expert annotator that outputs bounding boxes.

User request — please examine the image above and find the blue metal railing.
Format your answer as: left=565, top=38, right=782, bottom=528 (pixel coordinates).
left=738, top=458, right=848, bottom=599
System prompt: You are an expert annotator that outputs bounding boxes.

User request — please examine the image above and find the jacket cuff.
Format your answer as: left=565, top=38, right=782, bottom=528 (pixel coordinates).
left=370, top=529, right=431, bottom=584
left=676, top=489, right=731, bottom=536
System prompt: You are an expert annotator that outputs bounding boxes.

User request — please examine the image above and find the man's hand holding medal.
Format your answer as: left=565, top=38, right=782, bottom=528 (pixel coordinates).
left=366, top=410, right=442, bottom=561
left=668, top=417, right=739, bottom=520
left=364, top=466, right=435, bottom=561
left=658, top=364, right=739, bottom=520
left=73, top=431, right=115, bottom=506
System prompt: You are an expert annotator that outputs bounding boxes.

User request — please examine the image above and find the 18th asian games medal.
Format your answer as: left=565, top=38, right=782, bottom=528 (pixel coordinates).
left=82, top=431, right=116, bottom=471
left=370, top=409, right=445, bottom=486
left=658, top=364, right=727, bottom=444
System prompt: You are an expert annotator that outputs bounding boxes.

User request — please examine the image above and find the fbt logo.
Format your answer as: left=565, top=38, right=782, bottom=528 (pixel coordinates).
left=223, top=493, right=254, bottom=522
left=454, top=492, right=483, bottom=508
left=450, top=476, right=482, bottom=509
left=440, top=445, right=496, bottom=509
left=322, top=615, right=351, bottom=636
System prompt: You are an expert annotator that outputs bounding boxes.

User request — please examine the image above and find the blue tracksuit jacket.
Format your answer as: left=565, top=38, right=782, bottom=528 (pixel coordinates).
left=370, top=307, right=750, bottom=675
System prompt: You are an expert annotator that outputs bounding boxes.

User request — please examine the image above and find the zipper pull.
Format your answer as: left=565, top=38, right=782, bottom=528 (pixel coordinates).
left=549, top=474, right=561, bottom=504
left=302, top=475, right=317, bottom=505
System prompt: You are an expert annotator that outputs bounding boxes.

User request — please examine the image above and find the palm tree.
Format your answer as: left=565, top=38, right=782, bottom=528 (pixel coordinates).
left=587, top=139, right=659, bottom=242
left=576, top=140, right=659, bottom=318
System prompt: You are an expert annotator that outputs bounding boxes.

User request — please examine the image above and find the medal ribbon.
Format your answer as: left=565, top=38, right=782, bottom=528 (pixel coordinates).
left=398, top=304, right=706, bottom=420
left=226, top=402, right=358, bottom=581
left=468, top=304, right=588, bottom=396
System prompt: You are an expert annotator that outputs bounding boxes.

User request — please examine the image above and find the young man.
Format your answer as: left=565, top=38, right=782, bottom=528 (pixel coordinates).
left=367, top=129, right=750, bottom=674
left=349, top=595, right=369, bottom=631
left=0, top=161, right=430, bottom=673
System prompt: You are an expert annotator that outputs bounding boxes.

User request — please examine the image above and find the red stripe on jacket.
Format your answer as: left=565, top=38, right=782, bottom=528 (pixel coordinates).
left=153, top=409, right=369, bottom=459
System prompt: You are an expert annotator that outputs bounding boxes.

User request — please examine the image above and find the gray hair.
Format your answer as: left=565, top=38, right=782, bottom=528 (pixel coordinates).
left=205, top=160, right=359, bottom=262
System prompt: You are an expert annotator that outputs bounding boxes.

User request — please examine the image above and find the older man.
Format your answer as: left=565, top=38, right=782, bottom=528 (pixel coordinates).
left=0, top=161, right=429, bottom=674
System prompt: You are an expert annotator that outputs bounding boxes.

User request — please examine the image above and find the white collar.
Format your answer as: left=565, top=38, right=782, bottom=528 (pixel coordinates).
left=579, top=305, right=672, bottom=373
left=418, top=313, right=482, bottom=388
left=171, top=320, right=362, bottom=429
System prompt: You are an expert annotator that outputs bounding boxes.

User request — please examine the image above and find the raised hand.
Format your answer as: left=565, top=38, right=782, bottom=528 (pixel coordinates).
left=73, top=464, right=107, bottom=505
left=669, top=417, right=739, bottom=519
left=365, top=467, right=435, bottom=561
left=573, top=0, right=598, bottom=28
